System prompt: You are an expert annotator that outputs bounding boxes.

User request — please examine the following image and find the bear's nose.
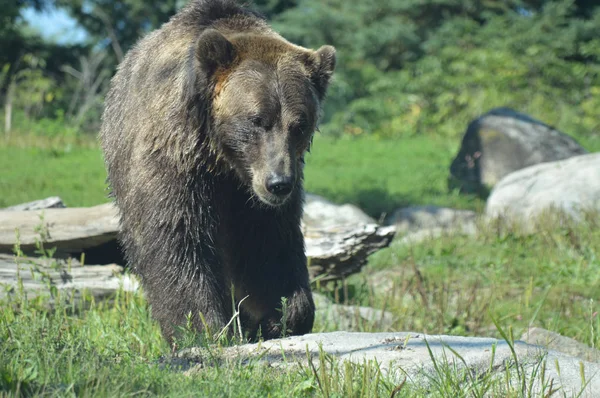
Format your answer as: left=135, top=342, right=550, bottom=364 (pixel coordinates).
left=266, top=174, right=293, bottom=197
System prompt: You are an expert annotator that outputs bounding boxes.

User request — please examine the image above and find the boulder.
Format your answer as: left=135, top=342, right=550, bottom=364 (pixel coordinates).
left=521, top=327, right=600, bottom=363
left=313, top=293, right=394, bottom=331
left=485, top=153, right=600, bottom=223
left=170, top=331, right=600, bottom=396
left=303, top=193, right=375, bottom=229
left=385, top=205, right=477, bottom=234
left=450, top=107, right=587, bottom=194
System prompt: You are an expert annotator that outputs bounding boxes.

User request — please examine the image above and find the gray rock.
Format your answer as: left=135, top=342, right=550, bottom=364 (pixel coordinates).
left=385, top=205, right=477, bottom=234
left=313, top=293, right=394, bottom=331
left=172, top=331, right=600, bottom=396
left=2, top=196, right=66, bottom=211
left=521, top=327, right=600, bottom=363
left=450, top=107, right=587, bottom=193
left=382, top=206, right=479, bottom=252
left=485, top=153, right=600, bottom=223
left=303, top=193, right=375, bottom=229
left=361, top=268, right=405, bottom=297
left=395, top=227, right=470, bottom=246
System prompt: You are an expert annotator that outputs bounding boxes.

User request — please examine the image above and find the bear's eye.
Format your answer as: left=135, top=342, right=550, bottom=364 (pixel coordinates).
left=290, top=118, right=308, bottom=136
left=291, top=125, right=303, bottom=136
left=250, top=116, right=263, bottom=128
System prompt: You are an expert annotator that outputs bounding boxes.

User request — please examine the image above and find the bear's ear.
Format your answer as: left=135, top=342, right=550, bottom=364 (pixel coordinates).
left=310, top=45, right=336, bottom=100
left=195, top=29, right=237, bottom=74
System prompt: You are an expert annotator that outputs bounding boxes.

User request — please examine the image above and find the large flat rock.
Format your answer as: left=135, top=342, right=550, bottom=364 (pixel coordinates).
left=303, top=193, right=375, bottom=229
left=173, top=331, right=600, bottom=396
left=521, top=327, right=600, bottom=363
left=485, top=153, right=600, bottom=223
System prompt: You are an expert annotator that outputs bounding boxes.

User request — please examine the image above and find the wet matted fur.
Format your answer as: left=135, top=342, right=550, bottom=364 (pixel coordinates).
left=100, top=0, right=336, bottom=342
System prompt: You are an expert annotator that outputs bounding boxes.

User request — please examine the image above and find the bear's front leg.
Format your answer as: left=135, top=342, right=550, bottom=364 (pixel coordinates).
left=253, top=285, right=315, bottom=340
left=231, top=240, right=315, bottom=341
left=142, top=269, right=232, bottom=343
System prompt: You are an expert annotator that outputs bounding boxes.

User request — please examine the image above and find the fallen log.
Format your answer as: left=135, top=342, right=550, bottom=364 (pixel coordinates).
left=305, top=224, right=397, bottom=282
left=0, top=204, right=397, bottom=281
left=0, top=253, right=138, bottom=303
left=0, top=203, right=118, bottom=254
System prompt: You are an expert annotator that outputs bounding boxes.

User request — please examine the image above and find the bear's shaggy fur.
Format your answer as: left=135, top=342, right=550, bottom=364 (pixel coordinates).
left=99, top=0, right=336, bottom=341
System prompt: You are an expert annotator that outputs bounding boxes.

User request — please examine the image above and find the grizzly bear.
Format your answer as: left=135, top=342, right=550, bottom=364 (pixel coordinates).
left=99, top=0, right=336, bottom=342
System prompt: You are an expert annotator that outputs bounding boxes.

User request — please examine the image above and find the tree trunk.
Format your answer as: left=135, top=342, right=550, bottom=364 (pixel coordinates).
left=4, top=80, right=15, bottom=136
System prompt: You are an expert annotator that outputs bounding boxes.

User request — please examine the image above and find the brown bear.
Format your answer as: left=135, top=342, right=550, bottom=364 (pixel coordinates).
left=99, top=0, right=336, bottom=342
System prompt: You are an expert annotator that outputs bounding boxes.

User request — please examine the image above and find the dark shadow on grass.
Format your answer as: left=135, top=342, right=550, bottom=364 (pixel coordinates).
left=311, top=187, right=413, bottom=220
left=24, top=239, right=128, bottom=267
left=79, top=239, right=126, bottom=266
left=311, top=186, right=483, bottom=220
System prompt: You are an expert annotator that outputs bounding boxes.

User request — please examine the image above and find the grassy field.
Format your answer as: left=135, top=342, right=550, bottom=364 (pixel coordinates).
left=3, top=132, right=598, bottom=214
left=2, top=213, right=598, bottom=396
left=354, top=213, right=600, bottom=342
left=1, top=133, right=599, bottom=396
left=0, top=134, right=483, bottom=215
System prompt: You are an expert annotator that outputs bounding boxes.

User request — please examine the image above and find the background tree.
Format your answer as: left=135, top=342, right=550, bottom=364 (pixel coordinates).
left=271, top=0, right=600, bottom=136
left=0, top=0, right=598, bottom=139
left=57, top=0, right=182, bottom=62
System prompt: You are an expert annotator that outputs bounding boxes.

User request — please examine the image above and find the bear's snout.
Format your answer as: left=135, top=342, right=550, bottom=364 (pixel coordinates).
left=265, top=173, right=293, bottom=197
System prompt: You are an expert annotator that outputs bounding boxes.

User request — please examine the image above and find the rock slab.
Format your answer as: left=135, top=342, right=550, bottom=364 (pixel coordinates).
left=485, top=152, right=600, bottom=222
left=385, top=205, right=477, bottom=232
left=303, top=193, right=375, bottom=229
left=0, top=203, right=119, bottom=253
left=0, top=253, right=138, bottom=303
left=174, top=331, right=600, bottom=396
left=521, top=327, right=600, bottom=363
left=305, top=224, right=396, bottom=281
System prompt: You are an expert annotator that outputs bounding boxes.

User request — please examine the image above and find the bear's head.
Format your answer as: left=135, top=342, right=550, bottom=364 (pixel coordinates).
left=195, top=29, right=336, bottom=207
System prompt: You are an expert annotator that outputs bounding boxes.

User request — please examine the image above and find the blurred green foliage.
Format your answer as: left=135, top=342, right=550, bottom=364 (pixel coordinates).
left=273, top=0, right=600, bottom=138
left=0, top=134, right=483, bottom=214
left=0, top=0, right=598, bottom=140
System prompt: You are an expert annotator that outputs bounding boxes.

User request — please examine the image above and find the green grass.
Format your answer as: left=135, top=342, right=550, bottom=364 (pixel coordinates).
left=2, top=212, right=597, bottom=396
left=0, top=143, right=108, bottom=208
left=1, top=132, right=599, bottom=396
left=0, top=290, right=322, bottom=397
left=339, top=212, right=600, bottom=345
left=0, top=134, right=482, bottom=215
left=305, top=134, right=483, bottom=217
left=3, top=132, right=598, bottom=216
